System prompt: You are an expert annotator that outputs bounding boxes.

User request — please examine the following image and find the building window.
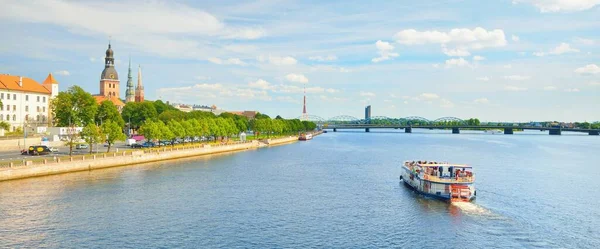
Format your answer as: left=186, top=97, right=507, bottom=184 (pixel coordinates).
left=1, top=93, right=3, bottom=99
left=43, top=107, right=46, bottom=112
left=37, top=96, right=40, bottom=102
left=13, top=94, right=16, bottom=100
left=43, top=96, right=46, bottom=102
left=25, top=95, right=29, bottom=101
left=12, top=114, right=16, bottom=121
left=12, top=105, right=16, bottom=111
left=36, top=106, right=40, bottom=112
left=5, top=115, right=8, bottom=121
left=25, top=106, right=28, bottom=112
left=36, top=115, right=40, bottom=121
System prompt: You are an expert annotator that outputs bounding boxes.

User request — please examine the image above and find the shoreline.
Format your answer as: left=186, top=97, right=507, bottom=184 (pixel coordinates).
left=0, top=134, right=314, bottom=182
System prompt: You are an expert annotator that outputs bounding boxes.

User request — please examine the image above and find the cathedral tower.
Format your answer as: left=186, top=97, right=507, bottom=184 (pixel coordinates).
left=125, top=58, right=135, bottom=103
left=135, top=65, right=144, bottom=102
left=99, top=42, right=120, bottom=98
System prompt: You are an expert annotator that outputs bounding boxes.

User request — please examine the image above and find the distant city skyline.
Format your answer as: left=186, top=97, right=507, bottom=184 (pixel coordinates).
left=0, top=0, right=599, bottom=121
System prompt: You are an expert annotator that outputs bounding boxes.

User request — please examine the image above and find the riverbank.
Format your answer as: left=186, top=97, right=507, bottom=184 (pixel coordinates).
left=0, top=135, right=304, bottom=182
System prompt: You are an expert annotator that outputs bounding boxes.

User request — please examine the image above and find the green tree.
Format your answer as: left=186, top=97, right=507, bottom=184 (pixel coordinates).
left=153, top=100, right=177, bottom=115
left=80, top=123, right=103, bottom=154
left=167, top=120, right=185, bottom=145
left=180, top=119, right=193, bottom=142
left=121, top=102, right=158, bottom=130
left=158, top=121, right=173, bottom=146
left=51, top=86, right=98, bottom=155
left=96, top=100, right=125, bottom=127
left=139, top=120, right=161, bottom=143
left=101, top=120, right=126, bottom=153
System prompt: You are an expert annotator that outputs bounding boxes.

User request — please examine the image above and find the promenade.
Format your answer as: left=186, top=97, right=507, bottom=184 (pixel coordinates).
left=0, top=135, right=302, bottom=182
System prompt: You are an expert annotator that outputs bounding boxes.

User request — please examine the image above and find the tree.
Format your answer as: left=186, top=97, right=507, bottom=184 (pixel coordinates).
left=121, top=102, right=158, bottom=129
left=101, top=120, right=126, bottom=153
left=180, top=119, right=193, bottom=142
left=158, top=121, right=173, bottom=146
left=80, top=123, right=103, bottom=154
left=51, top=86, right=98, bottom=156
left=153, top=100, right=177, bottom=115
left=139, top=120, right=161, bottom=143
left=255, top=112, right=271, bottom=119
left=167, top=120, right=185, bottom=145
left=96, top=100, right=125, bottom=128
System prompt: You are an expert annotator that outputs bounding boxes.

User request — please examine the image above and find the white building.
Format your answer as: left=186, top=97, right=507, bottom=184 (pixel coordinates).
left=0, top=73, right=58, bottom=132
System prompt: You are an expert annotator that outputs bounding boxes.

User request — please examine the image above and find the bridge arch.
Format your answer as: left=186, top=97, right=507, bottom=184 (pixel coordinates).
left=404, top=116, right=431, bottom=122
left=433, top=117, right=464, bottom=123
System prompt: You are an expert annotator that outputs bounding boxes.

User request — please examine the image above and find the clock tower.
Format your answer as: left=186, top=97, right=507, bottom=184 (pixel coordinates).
left=99, top=42, right=120, bottom=98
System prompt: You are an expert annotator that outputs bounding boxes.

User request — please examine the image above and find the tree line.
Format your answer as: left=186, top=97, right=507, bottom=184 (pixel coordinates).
left=52, top=86, right=317, bottom=155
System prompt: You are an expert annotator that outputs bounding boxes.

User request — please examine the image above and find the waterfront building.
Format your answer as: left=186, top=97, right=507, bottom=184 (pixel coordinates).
left=0, top=73, right=57, bottom=132
left=135, top=65, right=144, bottom=102
left=93, top=42, right=125, bottom=110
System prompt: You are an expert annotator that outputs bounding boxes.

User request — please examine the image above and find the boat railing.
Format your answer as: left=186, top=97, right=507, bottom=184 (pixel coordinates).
left=423, top=174, right=474, bottom=183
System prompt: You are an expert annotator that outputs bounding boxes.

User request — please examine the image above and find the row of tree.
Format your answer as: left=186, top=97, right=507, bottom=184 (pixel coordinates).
left=52, top=86, right=317, bottom=155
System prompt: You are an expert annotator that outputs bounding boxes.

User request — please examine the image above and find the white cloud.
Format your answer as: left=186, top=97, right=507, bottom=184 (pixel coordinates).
left=543, top=86, right=557, bottom=91
left=158, top=83, right=272, bottom=101
left=372, top=40, right=399, bottom=63
left=274, top=85, right=334, bottom=94
left=275, top=96, right=301, bottom=104
left=476, top=77, right=490, bottom=81
left=442, top=45, right=470, bottom=56
left=319, top=95, right=347, bottom=102
left=503, top=64, right=513, bottom=69
left=221, top=27, right=266, bottom=40
left=420, top=93, right=440, bottom=99
left=474, top=98, right=490, bottom=104
left=512, top=35, right=520, bottom=42
left=574, top=64, right=600, bottom=74
left=89, top=57, right=96, bottom=62
left=505, top=85, right=528, bottom=91
left=248, top=79, right=272, bottom=90
left=473, top=55, right=485, bottom=61
left=564, top=88, right=580, bottom=92
left=512, top=0, right=600, bottom=13
left=504, top=75, right=531, bottom=81
left=589, top=81, right=600, bottom=86
left=53, top=70, right=70, bottom=76
left=533, top=43, right=579, bottom=56
left=257, top=55, right=297, bottom=66
left=309, top=55, right=337, bottom=61
left=445, top=58, right=469, bottom=68
left=285, top=73, right=309, bottom=83
left=394, top=27, right=507, bottom=51
left=360, top=91, right=376, bottom=97
left=208, top=57, right=247, bottom=66
left=310, top=65, right=351, bottom=73
left=326, top=88, right=339, bottom=93
left=574, top=37, right=596, bottom=45
left=432, top=64, right=440, bottom=68
left=440, top=99, right=455, bottom=108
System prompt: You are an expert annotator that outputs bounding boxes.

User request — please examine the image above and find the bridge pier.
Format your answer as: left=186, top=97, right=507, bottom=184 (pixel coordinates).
left=504, top=128, right=513, bottom=134
left=365, top=128, right=370, bottom=132
left=452, top=128, right=460, bottom=134
left=589, top=131, right=599, bottom=135
left=405, top=127, right=412, bottom=133
left=549, top=129, right=561, bottom=135
left=333, top=128, right=337, bottom=132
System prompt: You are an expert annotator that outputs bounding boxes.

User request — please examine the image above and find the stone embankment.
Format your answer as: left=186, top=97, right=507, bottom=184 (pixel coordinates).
left=0, top=136, right=300, bottom=182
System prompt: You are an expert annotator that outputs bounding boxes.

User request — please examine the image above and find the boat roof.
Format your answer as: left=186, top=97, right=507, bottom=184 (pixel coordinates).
left=404, top=161, right=472, bottom=168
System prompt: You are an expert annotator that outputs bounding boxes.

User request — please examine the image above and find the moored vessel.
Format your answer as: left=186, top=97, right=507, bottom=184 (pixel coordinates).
left=299, top=133, right=313, bottom=141
left=400, top=161, right=475, bottom=202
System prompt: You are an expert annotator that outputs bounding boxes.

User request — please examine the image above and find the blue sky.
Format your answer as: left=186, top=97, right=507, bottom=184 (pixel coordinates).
left=0, top=0, right=599, bottom=121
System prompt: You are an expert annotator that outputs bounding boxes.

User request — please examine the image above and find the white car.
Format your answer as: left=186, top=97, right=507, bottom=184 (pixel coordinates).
left=76, top=144, right=89, bottom=149
left=49, top=147, right=59, bottom=152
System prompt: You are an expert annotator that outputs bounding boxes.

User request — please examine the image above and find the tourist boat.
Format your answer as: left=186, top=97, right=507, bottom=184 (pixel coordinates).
left=298, top=133, right=313, bottom=141
left=400, top=161, right=475, bottom=202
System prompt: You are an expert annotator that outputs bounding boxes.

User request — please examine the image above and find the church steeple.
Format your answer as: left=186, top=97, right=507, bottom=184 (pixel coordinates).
left=99, top=41, right=120, bottom=99
left=135, top=65, right=144, bottom=102
left=125, top=57, right=135, bottom=103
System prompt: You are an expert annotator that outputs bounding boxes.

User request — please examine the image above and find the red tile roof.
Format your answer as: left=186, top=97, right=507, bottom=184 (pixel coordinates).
left=94, top=95, right=125, bottom=107
left=0, top=74, right=52, bottom=94
left=42, top=73, right=58, bottom=85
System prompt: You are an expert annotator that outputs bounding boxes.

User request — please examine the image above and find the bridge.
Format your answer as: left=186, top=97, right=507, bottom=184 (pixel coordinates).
left=298, top=108, right=599, bottom=136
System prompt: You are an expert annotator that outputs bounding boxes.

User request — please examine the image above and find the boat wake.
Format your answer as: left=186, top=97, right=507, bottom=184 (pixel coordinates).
left=451, top=202, right=496, bottom=217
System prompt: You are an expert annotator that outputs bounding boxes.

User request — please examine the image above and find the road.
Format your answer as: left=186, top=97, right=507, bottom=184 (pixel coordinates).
left=0, top=142, right=132, bottom=162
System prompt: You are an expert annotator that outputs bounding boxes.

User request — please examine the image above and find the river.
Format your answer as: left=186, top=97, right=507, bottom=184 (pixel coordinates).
left=1, top=130, right=599, bottom=248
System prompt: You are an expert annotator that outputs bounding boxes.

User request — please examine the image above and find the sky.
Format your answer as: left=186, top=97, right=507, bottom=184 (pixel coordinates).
left=0, top=0, right=599, bottom=122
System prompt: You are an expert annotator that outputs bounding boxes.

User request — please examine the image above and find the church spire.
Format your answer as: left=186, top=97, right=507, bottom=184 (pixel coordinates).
left=135, top=65, right=145, bottom=102
left=125, top=57, right=135, bottom=103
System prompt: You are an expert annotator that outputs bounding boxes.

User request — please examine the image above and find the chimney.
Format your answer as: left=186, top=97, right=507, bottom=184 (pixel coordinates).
left=18, top=76, right=23, bottom=87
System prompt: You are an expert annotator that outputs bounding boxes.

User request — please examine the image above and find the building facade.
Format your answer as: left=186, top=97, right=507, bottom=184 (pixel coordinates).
left=0, top=73, right=57, bottom=132
left=94, top=42, right=125, bottom=110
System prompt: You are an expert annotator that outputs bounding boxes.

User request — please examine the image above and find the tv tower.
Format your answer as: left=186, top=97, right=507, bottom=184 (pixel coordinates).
left=301, top=83, right=309, bottom=121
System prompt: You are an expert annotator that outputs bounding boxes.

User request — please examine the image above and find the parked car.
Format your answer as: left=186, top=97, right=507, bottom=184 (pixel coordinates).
left=131, top=143, right=144, bottom=148
left=76, top=144, right=89, bottom=149
left=132, top=142, right=155, bottom=148
left=49, top=147, right=59, bottom=152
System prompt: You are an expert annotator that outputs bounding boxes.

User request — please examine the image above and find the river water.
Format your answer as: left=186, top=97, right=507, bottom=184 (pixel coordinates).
left=1, top=130, right=599, bottom=248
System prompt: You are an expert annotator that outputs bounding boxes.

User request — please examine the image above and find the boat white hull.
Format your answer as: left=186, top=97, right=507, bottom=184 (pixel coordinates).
left=400, top=166, right=475, bottom=202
